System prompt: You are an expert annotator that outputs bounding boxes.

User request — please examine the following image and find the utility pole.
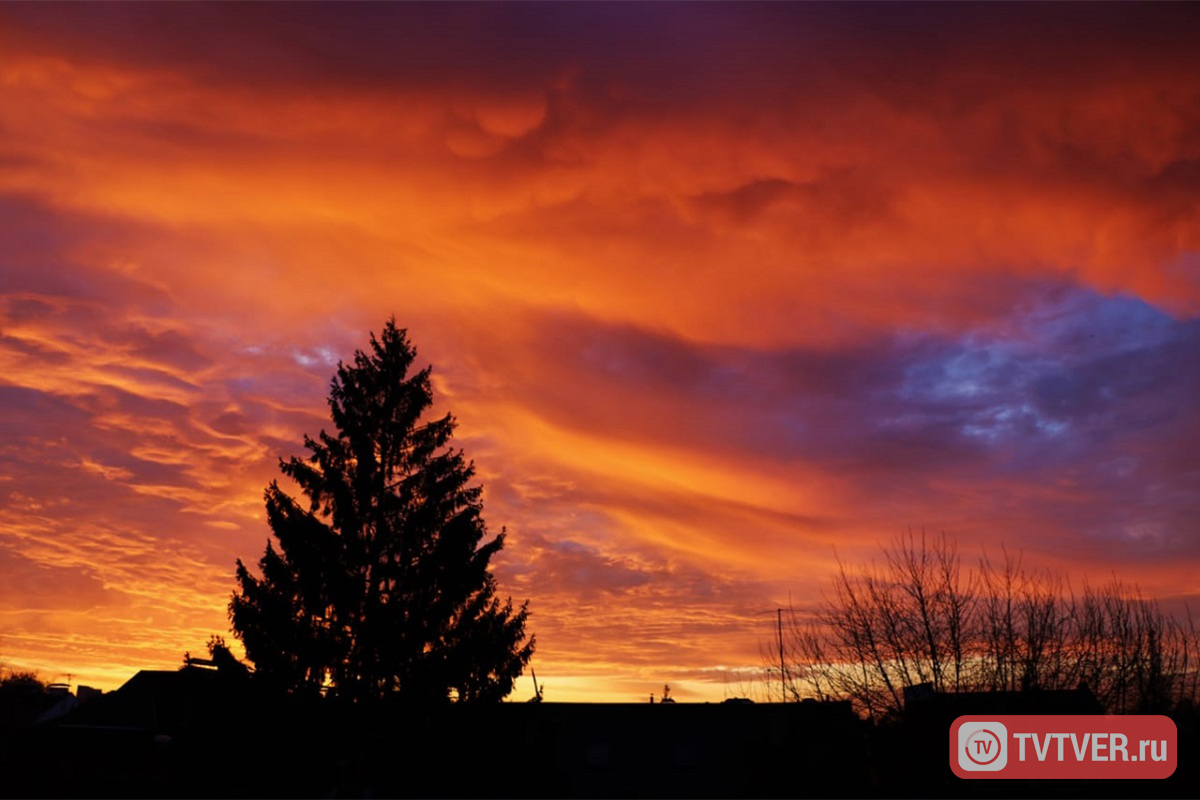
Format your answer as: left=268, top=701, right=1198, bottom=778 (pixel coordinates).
left=777, top=607, right=786, bottom=703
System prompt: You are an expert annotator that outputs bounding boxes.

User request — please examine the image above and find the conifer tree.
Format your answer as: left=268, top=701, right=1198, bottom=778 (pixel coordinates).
left=230, top=320, right=533, bottom=703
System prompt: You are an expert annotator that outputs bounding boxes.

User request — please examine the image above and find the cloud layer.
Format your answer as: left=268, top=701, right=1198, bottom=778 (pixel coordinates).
left=1, top=3, right=1198, bottom=701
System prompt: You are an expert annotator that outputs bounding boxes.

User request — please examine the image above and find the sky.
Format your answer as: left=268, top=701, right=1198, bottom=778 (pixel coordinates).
left=1, top=2, right=1199, bottom=702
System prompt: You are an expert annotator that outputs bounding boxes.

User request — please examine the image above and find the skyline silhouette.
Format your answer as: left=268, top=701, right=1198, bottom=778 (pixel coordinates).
left=4, top=580, right=1198, bottom=798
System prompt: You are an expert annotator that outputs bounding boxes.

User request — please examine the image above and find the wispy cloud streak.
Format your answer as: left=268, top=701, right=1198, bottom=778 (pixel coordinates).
left=0, top=3, right=1198, bottom=700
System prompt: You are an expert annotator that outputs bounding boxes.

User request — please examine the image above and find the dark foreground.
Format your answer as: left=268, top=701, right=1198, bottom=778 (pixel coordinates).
left=2, top=668, right=1198, bottom=798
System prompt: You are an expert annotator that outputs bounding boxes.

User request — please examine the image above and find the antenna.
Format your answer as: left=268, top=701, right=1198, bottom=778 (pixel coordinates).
left=529, top=668, right=543, bottom=703
left=777, top=608, right=786, bottom=703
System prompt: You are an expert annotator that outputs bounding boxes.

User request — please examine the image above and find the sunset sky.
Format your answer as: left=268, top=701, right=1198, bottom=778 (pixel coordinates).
left=1, top=2, right=1199, bottom=702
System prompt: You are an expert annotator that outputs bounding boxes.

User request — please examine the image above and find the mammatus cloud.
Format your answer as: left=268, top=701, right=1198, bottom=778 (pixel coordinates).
left=0, top=4, right=1198, bottom=700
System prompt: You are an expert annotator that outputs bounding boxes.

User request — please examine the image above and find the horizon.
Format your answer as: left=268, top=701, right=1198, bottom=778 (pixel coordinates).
left=1, top=2, right=1199, bottom=704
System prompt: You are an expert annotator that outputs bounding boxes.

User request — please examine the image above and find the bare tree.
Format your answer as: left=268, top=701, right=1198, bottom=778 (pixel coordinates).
left=775, top=532, right=1200, bottom=720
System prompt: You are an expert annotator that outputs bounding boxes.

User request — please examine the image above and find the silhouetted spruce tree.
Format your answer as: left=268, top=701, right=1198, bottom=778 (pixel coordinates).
left=230, top=320, right=533, bottom=703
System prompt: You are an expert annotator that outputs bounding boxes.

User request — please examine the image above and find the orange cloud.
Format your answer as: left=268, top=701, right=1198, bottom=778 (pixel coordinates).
left=1, top=3, right=1198, bottom=702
